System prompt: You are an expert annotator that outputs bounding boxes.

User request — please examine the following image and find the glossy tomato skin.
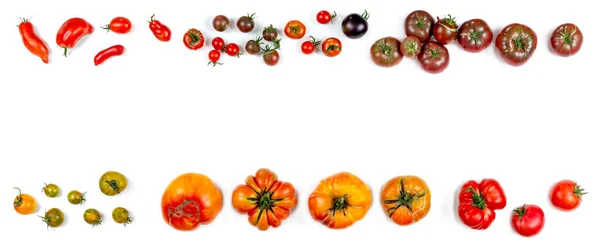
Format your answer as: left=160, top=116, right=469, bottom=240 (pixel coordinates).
left=495, top=23, right=537, bottom=66
left=284, top=20, right=306, bottom=39
left=41, top=208, right=65, bottom=228
left=245, top=37, right=262, bottom=55
left=381, top=176, right=431, bottom=226
left=457, top=19, right=493, bottom=53
left=457, top=179, right=506, bottom=230
left=317, top=10, right=336, bottom=24
left=148, top=14, right=171, bottom=42
left=405, top=10, right=434, bottom=43
left=13, top=187, right=36, bottom=215
left=433, top=15, right=458, bottom=45
left=18, top=19, right=49, bottom=64
left=263, top=49, right=280, bottom=66
left=99, top=171, right=128, bottom=196
left=301, top=36, right=320, bottom=54
left=237, top=13, right=255, bottom=33
left=102, top=17, right=132, bottom=34
left=418, top=41, right=450, bottom=74
left=212, top=37, right=225, bottom=51
left=550, top=180, right=587, bottom=211
left=262, top=24, right=278, bottom=42
left=512, top=204, right=544, bottom=237
left=400, top=36, right=422, bottom=58
left=341, top=10, right=369, bottom=39
left=94, top=44, right=125, bottom=66
left=232, top=168, right=297, bottom=231
left=225, top=43, right=242, bottom=57
left=161, top=173, right=223, bottom=231
left=213, top=15, right=230, bottom=32
left=208, top=49, right=221, bottom=63
left=56, top=17, right=94, bottom=57
left=550, top=23, right=583, bottom=57
left=370, top=37, right=403, bottom=67
left=308, top=172, right=372, bottom=229
left=183, top=28, right=204, bottom=50
left=322, top=37, right=342, bottom=57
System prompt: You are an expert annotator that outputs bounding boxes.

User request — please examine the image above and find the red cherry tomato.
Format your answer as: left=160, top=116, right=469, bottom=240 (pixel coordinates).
left=212, top=37, right=225, bottom=51
left=225, top=43, right=242, bottom=57
left=102, top=17, right=132, bottom=34
left=148, top=14, right=171, bottom=42
left=301, top=36, right=321, bottom=54
left=316, top=10, right=337, bottom=24
left=208, top=49, right=222, bottom=67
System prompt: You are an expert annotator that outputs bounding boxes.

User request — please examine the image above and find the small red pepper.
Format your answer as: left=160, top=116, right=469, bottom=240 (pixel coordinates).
left=94, top=45, right=125, bottom=66
left=56, top=17, right=94, bottom=57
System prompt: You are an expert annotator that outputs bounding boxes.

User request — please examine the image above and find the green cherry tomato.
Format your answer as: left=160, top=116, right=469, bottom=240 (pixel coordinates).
left=83, top=208, right=102, bottom=227
left=42, top=183, right=60, bottom=198
left=112, top=207, right=133, bottom=226
left=39, top=208, right=64, bottom=228
left=67, top=190, right=86, bottom=205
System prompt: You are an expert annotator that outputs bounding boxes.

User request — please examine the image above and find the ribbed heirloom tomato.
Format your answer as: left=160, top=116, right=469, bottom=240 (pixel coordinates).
left=232, top=168, right=297, bottom=231
left=457, top=179, right=506, bottom=230
left=161, top=173, right=223, bottom=231
left=380, top=176, right=431, bottom=226
left=308, top=172, right=372, bottom=229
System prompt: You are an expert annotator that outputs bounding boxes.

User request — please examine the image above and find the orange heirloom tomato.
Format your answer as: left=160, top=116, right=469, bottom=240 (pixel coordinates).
left=13, top=187, right=36, bottom=215
left=232, top=168, right=297, bottom=231
left=380, top=176, right=431, bottom=226
left=308, top=172, right=372, bottom=229
left=161, top=173, right=223, bottom=231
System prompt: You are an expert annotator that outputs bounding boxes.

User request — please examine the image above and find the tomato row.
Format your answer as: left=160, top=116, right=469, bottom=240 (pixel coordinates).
left=18, top=10, right=583, bottom=70
left=15, top=169, right=587, bottom=237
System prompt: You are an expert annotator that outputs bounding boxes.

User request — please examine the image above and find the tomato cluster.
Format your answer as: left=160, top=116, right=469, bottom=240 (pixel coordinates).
left=14, top=171, right=134, bottom=228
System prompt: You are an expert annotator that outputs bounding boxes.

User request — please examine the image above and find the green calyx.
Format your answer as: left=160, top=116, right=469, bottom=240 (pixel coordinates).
left=559, top=28, right=576, bottom=47
left=105, top=180, right=121, bottom=192
left=513, top=204, right=527, bottom=219
left=573, top=184, right=588, bottom=200
left=246, top=186, right=284, bottom=224
left=466, top=186, right=486, bottom=210
left=384, top=178, right=426, bottom=217
left=330, top=193, right=349, bottom=216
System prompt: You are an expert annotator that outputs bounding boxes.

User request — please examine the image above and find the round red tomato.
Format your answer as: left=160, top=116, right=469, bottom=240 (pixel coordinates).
left=212, top=37, right=225, bottom=51
left=301, top=36, right=320, bottom=54
left=457, top=19, right=493, bottom=53
left=511, top=204, right=544, bottom=237
left=316, top=10, right=337, bottom=24
left=284, top=20, right=306, bottom=39
left=433, top=15, right=458, bottom=44
left=183, top=28, right=204, bottom=50
left=161, top=173, right=223, bottom=231
left=400, top=36, right=422, bottom=58
left=321, top=37, right=342, bottom=57
left=404, top=10, right=434, bottom=43
left=495, top=23, right=537, bottom=66
left=550, top=23, right=583, bottom=57
left=418, top=41, right=449, bottom=74
left=550, top=180, right=587, bottom=211
left=225, top=43, right=242, bottom=57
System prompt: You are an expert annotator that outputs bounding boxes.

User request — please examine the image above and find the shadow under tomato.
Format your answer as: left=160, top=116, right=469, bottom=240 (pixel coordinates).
left=452, top=183, right=463, bottom=227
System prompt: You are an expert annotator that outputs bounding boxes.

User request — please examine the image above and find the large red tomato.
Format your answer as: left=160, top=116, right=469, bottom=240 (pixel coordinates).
left=495, top=23, right=537, bottom=66
left=161, top=173, right=223, bottom=231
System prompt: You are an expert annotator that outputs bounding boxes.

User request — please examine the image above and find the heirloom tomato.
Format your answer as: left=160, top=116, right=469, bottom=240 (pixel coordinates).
left=495, top=23, right=537, bottom=66
left=308, top=172, right=372, bottom=229
left=161, top=173, right=223, bottom=231
left=418, top=41, right=450, bottom=74
left=457, top=19, right=493, bottom=53
left=370, top=36, right=403, bottom=67
left=232, top=168, right=297, bottom=231
left=433, top=14, right=458, bottom=44
left=457, top=179, right=506, bottom=230
left=550, top=180, right=587, bottom=211
left=550, top=23, right=583, bottom=57
left=404, top=10, right=434, bottom=43
left=322, top=37, right=342, bottom=57
left=99, top=171, right=128, bottom=196
left=381, top=176, right=431, bottom=226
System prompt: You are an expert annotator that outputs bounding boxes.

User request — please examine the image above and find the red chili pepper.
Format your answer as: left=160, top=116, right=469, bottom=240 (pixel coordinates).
left=18, top=18, right=49, bottom=64
left=94, top=45, right=125, bottom=66
left=56, top=17, right=94, bottom=57
left=148, top=14, right=171, bottom=42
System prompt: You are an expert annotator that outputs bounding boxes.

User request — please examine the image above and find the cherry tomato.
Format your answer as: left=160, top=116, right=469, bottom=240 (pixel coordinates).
left=212, top=37, right=225, bottom=51
left=316, top=10, right=337, bottom=24
left=183, top=28, right=204, bottom=50
left=321, top=37, right=342, bottom=57
left=301, top=36, right=321, bottom=54
left=102, top=17, right=132, bottom=34
left=148, top=14, right=171, bottom=42
left=550, top=180, right=587, bottom=211
left=208, top=49, right=223, bottom=67
left=225, top=43, right=242, bottom=57
left=13, top=187, right=36, bottom=215
left=284, top=20, right=306, bottom=39
left=511, top=204, right=544, bottom=237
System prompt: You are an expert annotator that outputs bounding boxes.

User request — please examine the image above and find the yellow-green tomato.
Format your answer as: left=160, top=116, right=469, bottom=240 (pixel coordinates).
left=112, top=207, right=133, bottom=226
left=68, top=190, right=86, bottom=205
left=99, top=171, right=128, bottom=196
left=83, top=208, right=102, bottom=227
left=40, top=208, right=64, bottom=228
left=42, top=183, right=60, bottom=198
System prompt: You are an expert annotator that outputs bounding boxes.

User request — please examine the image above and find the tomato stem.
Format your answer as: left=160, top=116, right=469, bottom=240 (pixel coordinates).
left=361, top=10, right=370, bottom=20
left=383, top=178, right=427, bottom=217
left=101, top=24, right=111, bottom=32
left=13, top=187, right=23, bottom=208
left=207, top=61, right=223, bottom=67
left=559, top=28, right=576, bottom=47
left=122, top=217, right=133, bottom=227
left=513, top=33, right=526, bottom=50
left=62, top=47, right=68, bottom=57
left=263, top=24, right=276, bottom=34
left=466, top=186, right=486, bottom=210
left=330, top=11, right=337, bottom=24
left=167, top=200, right=202, bottom=221
left=105, top=180, right=121, bottom=193
left=309, top=36, right=322, bottom=52
left=148, top=14, right=156, bottom=23
left=513, top=204, right=527, bottom=219
left=573, top=183, right=588, bottom=200
left=330, top=193, right=349, bottom=215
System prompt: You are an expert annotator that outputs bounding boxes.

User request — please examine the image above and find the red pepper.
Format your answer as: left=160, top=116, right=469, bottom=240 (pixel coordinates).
left=18, top=18, right=49, bottom=64
left=148, top=14, right=171, bottom=42
left=56, top=17, right=94, bottom=57
left=94, top=45, right=125, bottom=66
left=457, top=179, right=507, bottom=230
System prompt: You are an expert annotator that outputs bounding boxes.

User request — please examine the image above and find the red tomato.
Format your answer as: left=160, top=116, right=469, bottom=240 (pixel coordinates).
left=457, top=179, right=507, bottom=230
left=321, top=37, right=342, bottom=57
left=208, top=50, right=222, bottom=67
left=212, top=37, right=225, bottom=51
left=183, top=28, right=204, bottom=50
left=102, top=17, right=132, bottom=34
left=18, top=18, right=49, bottom=64
left=148, top=14, right=171, bottom=42
left=417, top=41, right=450, bottom=74
left=301, top=36, right=321, bottom=54
left=316, top=10, right=337, bottom=24
left=511, top=204, right=544, bottom=237
left=550, top=180, right=587, bottom=211
left=56, top=17, right=94, bottom=57
left=284, top=20, right=306, bottom=39
left=550, top=23, right=583, bottom=57
left=225, top=43, right=242, bottom=57
left=94, top=45, right=125, bottom=66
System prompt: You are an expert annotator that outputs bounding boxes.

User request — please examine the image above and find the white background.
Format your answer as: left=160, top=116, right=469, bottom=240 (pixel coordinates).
left=0, top=0, right=597, bottom=240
